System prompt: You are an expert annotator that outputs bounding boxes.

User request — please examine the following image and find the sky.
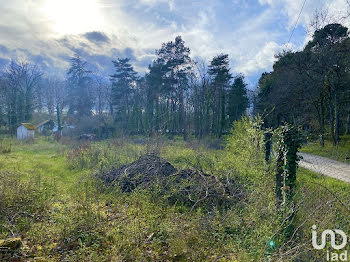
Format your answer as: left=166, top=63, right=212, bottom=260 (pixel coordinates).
left=0, top=0, right=349, bottom=87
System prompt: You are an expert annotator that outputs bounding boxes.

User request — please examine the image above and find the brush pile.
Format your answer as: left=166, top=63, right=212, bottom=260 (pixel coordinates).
left=98, top=154, right=244, bottom=210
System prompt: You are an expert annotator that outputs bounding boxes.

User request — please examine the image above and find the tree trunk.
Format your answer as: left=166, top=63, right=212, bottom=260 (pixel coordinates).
left=25, top=86, right=32, bottom=122
left=346, top=112, right=350, bottom=135
left=109, top=100, right=114, bottom=116
left=56, top=104, right=62, bottom=141
left=334, top=91, right=340, bottom=145
left=317, top=96, right=326, bottom=147
left=328, top=86, right=336, bottom=146
left=147, top=96, right=154, bottom=137
left=179, top=87, right=187, bottom=140
left=214, top=86, right=220, bottom=137
left=219, top=88, right=225, bottom=137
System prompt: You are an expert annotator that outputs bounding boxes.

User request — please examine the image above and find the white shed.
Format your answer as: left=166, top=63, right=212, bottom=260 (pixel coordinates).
left=17, top=123, right=37, bottom=140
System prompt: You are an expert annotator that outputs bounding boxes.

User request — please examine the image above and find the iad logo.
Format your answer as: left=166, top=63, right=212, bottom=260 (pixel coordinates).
left=312, top=225, right=348, bottom=261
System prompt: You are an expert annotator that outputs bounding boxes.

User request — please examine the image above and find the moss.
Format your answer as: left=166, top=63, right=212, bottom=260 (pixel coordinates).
left=21, top=123, right=37, bottom=130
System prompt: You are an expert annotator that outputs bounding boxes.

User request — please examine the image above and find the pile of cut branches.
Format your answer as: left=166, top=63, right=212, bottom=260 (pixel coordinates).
left=97, top=154, right=244, bottom=210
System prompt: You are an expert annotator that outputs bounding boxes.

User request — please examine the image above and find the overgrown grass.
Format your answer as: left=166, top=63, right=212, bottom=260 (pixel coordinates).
left=0, top=125, right=349, bottom=261
left=292, top=168, right=350, bottom=260
left=301, top=135, right=350, bottom=163
left=66, top=139, right=145, bottom=171
left=0, top=138, right=12, bottom=154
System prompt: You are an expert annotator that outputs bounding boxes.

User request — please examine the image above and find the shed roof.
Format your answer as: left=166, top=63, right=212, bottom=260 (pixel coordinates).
left=21, top=123, right=37, bottom=130
left=36, top=120, right=50, bottom=128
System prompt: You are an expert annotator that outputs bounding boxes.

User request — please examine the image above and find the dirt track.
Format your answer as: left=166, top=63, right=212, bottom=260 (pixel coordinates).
left=299, top=153, right=350, bottom=183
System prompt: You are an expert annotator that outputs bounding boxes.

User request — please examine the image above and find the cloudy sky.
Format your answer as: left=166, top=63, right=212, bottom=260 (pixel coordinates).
left=0, top=0, right=349, bottom=86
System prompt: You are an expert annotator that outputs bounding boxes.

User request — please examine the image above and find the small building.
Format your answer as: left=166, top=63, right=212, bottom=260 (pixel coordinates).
left=17, top=123, right=37, bottom=140
left=36, top=120, right=55, bottom=134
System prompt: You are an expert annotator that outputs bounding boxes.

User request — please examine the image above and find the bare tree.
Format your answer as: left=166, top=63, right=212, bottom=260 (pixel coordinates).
left=92, top=73, right=109, bottom=116
left=4, top=60, right=42, bottom=134
left=308, top=8, right=334, bottom=36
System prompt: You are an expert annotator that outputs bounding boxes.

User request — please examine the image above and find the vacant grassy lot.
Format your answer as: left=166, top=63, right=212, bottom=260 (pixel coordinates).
left=1, top=131, right=349, bottom=261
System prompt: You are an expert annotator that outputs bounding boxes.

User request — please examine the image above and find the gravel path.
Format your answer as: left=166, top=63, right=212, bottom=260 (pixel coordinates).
left=299, top=153, right=350, bottom=183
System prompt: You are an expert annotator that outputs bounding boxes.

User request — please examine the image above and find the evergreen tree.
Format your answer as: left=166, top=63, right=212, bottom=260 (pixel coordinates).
left=110, top=58, right=137, bottom=134
left=208, top=54, right=232, bottom=137
left=155, top=36, right=194, bottom=139
left=67, top=54, right=93, bottom=118
left=145, top=62, right=166, bottom=136
left=227, top=74, right=249, bottom=125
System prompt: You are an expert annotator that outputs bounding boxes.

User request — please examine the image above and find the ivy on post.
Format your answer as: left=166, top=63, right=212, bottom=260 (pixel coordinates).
left=274, top=124, right=306, bottom=207
left=274, top=123, right=306, bottom=239
left=275, top=147, right=284, bottom=208
left=264, top=131, right=273, bottom=162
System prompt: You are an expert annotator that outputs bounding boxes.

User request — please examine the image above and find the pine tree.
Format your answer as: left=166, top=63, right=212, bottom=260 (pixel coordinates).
left=155, top=36, right=194, bottom=139
left=227, top=74, right=249, bottom=126
left=145, top=62, right=165, bottom=136
left=67, top=54, right=93, bottom=118
left=110, top=58, right=137, bottom=134
left=208, top=54, right=232, bottom=137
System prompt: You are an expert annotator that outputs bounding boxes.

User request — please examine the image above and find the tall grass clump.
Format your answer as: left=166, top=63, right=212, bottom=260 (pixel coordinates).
left=0, top=171, right=52, bottom=239
left=66, top=140, right=145, bottom=171
left=160, top=141, right=219, bottom=172
left=0, top=138, right=12, bottom=154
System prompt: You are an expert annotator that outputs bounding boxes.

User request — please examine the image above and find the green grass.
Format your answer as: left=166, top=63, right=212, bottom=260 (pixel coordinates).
left=0, top=131, right=349, bottom=261
left=0, top=136, right=276, bottom=261
left=0, top=139, right=245, bottom=261
left=293, top=168, right=350, bottom=260
left=301, top=135, right=350, bottom=164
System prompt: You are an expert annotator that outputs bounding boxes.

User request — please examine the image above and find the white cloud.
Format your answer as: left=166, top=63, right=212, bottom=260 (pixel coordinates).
left=1, top=0, right=350, bottom=82
left=138, top=0, right=175, bottom=11
left=258, top=0, right=350, bottom=29
left=238, top=41, right=281, bottom=75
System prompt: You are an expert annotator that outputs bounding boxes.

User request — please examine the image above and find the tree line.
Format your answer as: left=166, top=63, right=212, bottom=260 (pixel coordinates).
left=0, top=36, right=249, bottom=139
left=255, top=23, right=350, bottom=146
